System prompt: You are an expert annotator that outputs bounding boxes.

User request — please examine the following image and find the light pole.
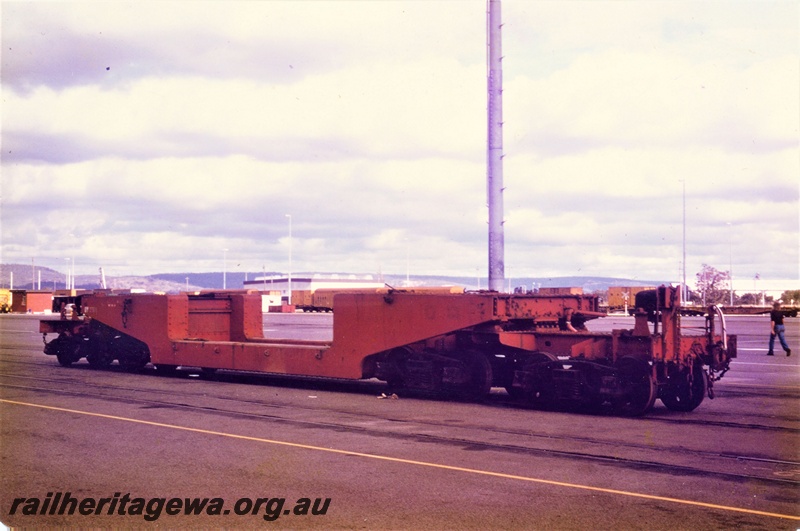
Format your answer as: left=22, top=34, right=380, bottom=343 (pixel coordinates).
left=754, top=273, right=761, bottom=305
left=405, top=237, right=409, bottom=287
left=487, top=0, right=505, bottom=292
left=285, top=214, right=292, bottom=305
left=726, top=222, right=733, bottom=306
left=65, top=258, right=71, bottom=290
left=223, top=248, right=228, bottom=289
left=680, top=179, right=687, bottom=303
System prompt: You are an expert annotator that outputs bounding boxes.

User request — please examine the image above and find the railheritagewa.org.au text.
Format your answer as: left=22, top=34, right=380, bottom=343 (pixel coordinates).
left=9, top=492, right=331, bottom=522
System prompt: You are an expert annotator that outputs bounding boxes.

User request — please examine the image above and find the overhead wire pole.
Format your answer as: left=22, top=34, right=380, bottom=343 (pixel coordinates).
left=223, top=248, right=228, bottom=290
left=487, top=0, right=505, bottom=292
left=285, top=214, right=292, bottom=306
left=727, top=222, right=733, bottom=306
left=682, top=179, right=687, bottom=302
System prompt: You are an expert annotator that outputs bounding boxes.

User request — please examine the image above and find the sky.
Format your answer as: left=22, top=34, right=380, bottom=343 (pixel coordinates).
left=1, top=1, right=798, bottom=292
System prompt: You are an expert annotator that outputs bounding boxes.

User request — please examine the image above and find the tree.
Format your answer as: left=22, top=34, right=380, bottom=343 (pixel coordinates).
left=781, top=290, right=800, bottom=306
left=694, top=264, right=730, bottom=305
left=738, top=293, right=760, bottom=305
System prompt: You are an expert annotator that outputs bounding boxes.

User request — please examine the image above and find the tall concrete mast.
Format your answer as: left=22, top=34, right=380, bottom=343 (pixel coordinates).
left=487, top=0, right=505, bottom=291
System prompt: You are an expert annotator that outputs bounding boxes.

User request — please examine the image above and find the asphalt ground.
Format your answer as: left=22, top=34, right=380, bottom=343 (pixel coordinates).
left=0, top=312, right=798, bottom=529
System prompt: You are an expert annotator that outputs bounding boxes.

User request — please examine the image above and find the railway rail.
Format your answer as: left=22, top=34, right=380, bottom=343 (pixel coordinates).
left=0, top=348, right=796, bottom=430
left=2, top=372, right=797, bottom=490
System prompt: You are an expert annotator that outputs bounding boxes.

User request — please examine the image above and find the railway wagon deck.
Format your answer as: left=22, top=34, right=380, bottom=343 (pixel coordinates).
left=40, top=287, right=735, bottom=416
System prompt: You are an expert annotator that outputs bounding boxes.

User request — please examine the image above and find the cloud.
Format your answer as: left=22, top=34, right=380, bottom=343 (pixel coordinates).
left=4, top=55, right=485, bottom=164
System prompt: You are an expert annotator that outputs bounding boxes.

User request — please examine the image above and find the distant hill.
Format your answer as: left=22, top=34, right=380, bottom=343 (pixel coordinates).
left=1, top=263, right=68, bottom=290
left=1, top=263, right=667, bottom=294
left=0, top=264, right=196, bottom=293
left=154, top=271, right=666, bottom=293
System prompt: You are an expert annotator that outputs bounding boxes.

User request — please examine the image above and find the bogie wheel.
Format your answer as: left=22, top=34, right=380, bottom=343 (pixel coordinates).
left=504, top=384, right=525, bottom=401
left=199, top=368, right=218, bottom=379
left=155, top=364, right=178, bottom=376
left=452, top=350, right=493, bottom=402
left=53, top=338, right=82, bottom=367
left=384, top=346, right=413, bottom=394
left=118, top=357, right=147, bottom=372
left=660, top=363, right=707, bottom=412
left=86, top=353, right=113, bottom=369
left=513, top=352, right=560, bottom=408
left=118, top=347, right=150, bottom=372
left=56, top=351, right=76, bottom=367
left=613, top=357, right=657, bottom=417
left=386, top=375, right=406, bottom=394
left=86, top=345, right=114, bottom=369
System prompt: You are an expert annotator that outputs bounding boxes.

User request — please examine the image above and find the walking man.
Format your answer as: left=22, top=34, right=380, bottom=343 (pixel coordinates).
left=768, top=301, right=791, bottom=356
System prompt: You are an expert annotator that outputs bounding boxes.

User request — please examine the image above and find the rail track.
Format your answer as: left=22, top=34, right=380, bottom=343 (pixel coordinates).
left=2, top=361, right=798, bottom=491
left=1, top=349, right=798, bottom=425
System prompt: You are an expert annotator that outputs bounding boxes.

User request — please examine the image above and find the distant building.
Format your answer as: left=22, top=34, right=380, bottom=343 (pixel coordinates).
left=8, top=290, right=53, bottom=314
left=243, top=275, right=385, bottom=306
left=537, top=287, right=583, bottom=296
left=606, top=286, right=653, bottom=312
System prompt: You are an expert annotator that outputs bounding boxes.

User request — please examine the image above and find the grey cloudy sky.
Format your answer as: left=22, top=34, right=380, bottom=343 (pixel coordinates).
left=1, top=1, right=798, bottom=291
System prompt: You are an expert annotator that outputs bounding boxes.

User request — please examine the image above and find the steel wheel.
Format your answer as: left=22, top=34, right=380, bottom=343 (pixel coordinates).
left=51, top=337, right=82, bottom=367
left=56, top=351, right=76, bottom=367
left=450, top=350, right=493, bottom=401
left=86, top=343, right=113, bottom=369
left=118, top=346, right=150, bottom=372
left=613, top=357, right=657, bottom=416
left=384, top=347, right=412, bottom=393
left=518, top=352, right=561, bottom=408
left=660, top=363, right=707, bottom=412
left=504, top=384, right=525, bottom=400
left=199, top=367, right=218, bottom=379
left=155, top=364, right=178, bottom=376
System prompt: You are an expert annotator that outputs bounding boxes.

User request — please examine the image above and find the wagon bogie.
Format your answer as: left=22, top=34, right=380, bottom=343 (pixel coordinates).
left=369, top=343, right=495, bottom=401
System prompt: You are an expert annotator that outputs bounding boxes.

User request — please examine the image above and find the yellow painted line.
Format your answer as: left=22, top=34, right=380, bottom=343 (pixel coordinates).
left=2, top=398, right=798, bottom=522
